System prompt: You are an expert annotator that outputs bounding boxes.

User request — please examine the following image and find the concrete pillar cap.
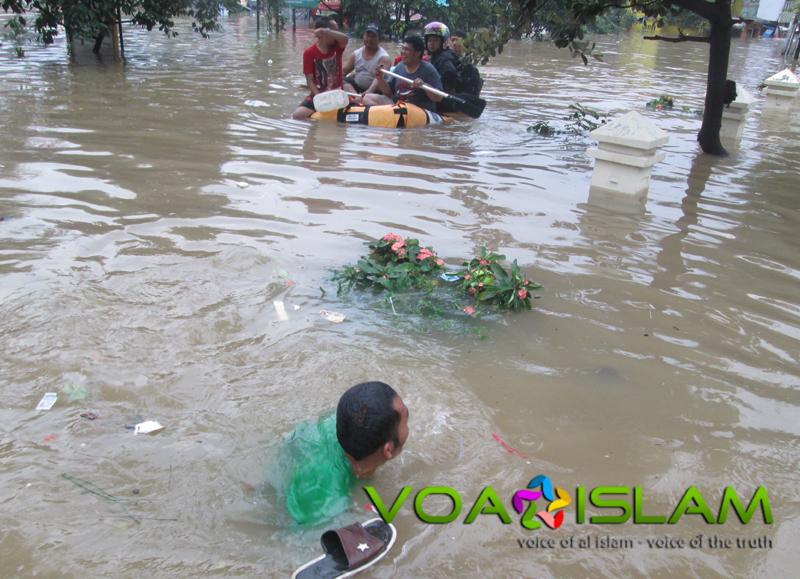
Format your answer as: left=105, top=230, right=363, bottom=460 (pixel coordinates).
left=764, top=68, right=800, bottom=89
left=590, top=111, right=668, bottom=150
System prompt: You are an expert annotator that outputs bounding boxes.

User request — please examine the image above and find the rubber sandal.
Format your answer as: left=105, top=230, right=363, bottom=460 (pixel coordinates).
left=291, top=517, right=397, bottom=578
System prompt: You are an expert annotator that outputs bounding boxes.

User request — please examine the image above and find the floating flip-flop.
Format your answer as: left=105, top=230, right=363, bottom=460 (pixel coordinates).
left=291, top=517, right=397, bottom=579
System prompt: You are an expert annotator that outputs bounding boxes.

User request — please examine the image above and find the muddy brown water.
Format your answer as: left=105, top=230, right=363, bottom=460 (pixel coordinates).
left=1, top=15, right=799, bottom=578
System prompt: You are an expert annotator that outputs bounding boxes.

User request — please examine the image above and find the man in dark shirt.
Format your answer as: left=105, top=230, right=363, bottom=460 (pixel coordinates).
left=423, top=21, right=460, bottom=113
left=363, top=35, right=443, bottom=112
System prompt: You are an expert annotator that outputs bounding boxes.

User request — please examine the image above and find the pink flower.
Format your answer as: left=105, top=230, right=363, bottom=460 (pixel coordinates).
left=391, top=240, right=405, bottom=253
left=517, top=289, right=528, bottom=299
left=467, top=287, right=477, bottom=296
left=396, top=248, right=406, bottom=258
left=417, top=248, right=434, bottom=261
left=463, top=305, right=475, bottom=315
left=382, top=233, right=403, bottom=243
left=464, top=274, right=471, bottom=280
left=478, top=282, right=484, bottom=289
left=436, top=258, right=444, bottom=266
left=479, top=259, right=489, bottom=265
left=524, top=279, right=530, bottom=285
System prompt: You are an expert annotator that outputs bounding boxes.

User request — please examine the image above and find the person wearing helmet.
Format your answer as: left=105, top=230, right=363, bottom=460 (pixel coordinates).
left=423, top=21, right=460, bottom=112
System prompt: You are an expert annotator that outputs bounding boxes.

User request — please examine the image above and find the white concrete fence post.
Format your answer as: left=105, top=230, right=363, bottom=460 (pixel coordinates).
left=587, top=111, right=668, bottom=197
left=763, top=68, right=800, bottom=112
left=720, top=85, right=754, bottom=143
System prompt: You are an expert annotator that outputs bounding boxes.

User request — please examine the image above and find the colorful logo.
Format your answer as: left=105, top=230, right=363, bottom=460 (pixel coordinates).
left=512, top=475, right=571, bottom=530
left=364, top=479, right=771, bottom=529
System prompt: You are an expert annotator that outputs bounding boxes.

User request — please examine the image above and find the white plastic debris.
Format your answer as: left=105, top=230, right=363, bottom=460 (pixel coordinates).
left=273, top=300, right=289, bottom=321
left=35, top=393, right=58, bottom=411
left=134, top=421, right=164, bottom=435
left=320, top=310, right=346, bottom=323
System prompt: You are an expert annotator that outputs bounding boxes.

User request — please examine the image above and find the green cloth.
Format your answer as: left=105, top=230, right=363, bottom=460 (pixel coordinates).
left=283, top=412, right=355, bottom=525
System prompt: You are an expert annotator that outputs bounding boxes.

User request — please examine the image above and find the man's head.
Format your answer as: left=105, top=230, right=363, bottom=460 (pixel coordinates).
left=450, top=29, right=466, bottom=57
left=336, top=382, right=409, bottom=465
left=314, top=16, right=339, bottom=49
left=423, top=21, right=450, bottom=55
left=402, top=35, right=425, bottom=65
left=363, top=23, right=380, bottom=49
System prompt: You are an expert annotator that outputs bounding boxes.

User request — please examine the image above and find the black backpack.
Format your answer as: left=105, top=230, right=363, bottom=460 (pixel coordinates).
left=456, top=61, right=483, bottom=97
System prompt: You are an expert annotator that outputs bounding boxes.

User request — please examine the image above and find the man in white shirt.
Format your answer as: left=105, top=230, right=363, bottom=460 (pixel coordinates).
left=343, top=23, right=392, bottom=94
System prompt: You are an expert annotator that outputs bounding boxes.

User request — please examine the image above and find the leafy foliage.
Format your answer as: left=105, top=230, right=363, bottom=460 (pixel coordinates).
left=645, top=94, right=675, bottom=110
left=527, top=102, right=608, bottom=136
left=1, top=0, right=225, bottom=44
left=334, top=233, right=445, bottom=294
left=334, top=234, right=543, bottom=316
left=587, top=7, right=637, bottom=34
left=458, top=247, right=542, bottom=312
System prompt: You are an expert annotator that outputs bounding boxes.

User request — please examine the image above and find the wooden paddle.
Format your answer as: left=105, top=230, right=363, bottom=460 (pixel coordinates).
left=313, top=89, right=361, bottom=113
left=380, top=68, right=486, bottom=119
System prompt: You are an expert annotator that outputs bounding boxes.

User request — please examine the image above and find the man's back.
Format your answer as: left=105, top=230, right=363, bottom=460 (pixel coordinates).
left=282, top=412, right=355, bottom=525
left=429, top=48, right=459, bottom=94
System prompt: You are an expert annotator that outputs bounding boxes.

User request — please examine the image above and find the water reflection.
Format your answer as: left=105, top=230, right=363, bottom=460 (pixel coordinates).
left=650, top=152, right=712, bottom=291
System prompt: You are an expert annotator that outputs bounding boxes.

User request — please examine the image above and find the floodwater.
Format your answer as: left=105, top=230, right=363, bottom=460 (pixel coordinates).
left=1, top=14, right=798, bottom=578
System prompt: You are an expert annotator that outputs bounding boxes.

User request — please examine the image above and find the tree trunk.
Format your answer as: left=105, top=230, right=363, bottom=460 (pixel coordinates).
left=92, top=31, right=105, bottom=54
left=697, top=3, right=732, bottom=155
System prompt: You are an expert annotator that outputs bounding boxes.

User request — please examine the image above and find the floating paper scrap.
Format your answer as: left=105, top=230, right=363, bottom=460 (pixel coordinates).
left=273, top=300, right=289, bottom=321
left=320, top=310, right=345, bottom=323
left=134, top=421, right=164, bottom=435
left=35, top=393, right=58, bottom=411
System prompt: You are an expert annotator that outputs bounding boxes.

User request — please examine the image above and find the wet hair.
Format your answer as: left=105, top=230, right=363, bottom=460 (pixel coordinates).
left=403, top=35, right=425, bottom=58
left=337, top=382, right=400, bottom=460
left=314, top=16, right=331, bottom=29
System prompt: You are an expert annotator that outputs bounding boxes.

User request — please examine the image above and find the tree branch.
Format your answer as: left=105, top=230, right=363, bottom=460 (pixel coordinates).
left=644, top=29, right=710, bottom=43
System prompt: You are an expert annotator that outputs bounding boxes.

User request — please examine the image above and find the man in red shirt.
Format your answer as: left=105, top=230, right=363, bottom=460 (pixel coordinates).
left=292, top=17, right=349, bottom=120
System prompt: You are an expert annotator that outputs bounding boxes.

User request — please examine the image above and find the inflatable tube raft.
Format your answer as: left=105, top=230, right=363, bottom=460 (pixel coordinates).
left=311, top=102, right=443, bottom=128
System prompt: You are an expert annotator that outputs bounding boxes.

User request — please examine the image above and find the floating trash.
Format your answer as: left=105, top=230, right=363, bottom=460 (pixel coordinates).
left=273, top=300, right=289, bottom=321
left=133, top=421, right=164, bottom=435
left=439, top=272, right=460, bottom=282
left=62, top=383, right=88, bottom=402
left=320, top=310, right=345, bottom=323
left=491, top=432, right=527, bottom=459
left=35, top=393, right=58, bottom=411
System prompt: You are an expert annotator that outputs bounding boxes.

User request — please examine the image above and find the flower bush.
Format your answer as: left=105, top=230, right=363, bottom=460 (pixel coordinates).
left=458, top=247, right=542, bottom=312
left=646, top=95, right=674, bottom=111
left=334, top=235, right=542, bottom=314
left=334, top=233, right=445, bottom=293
